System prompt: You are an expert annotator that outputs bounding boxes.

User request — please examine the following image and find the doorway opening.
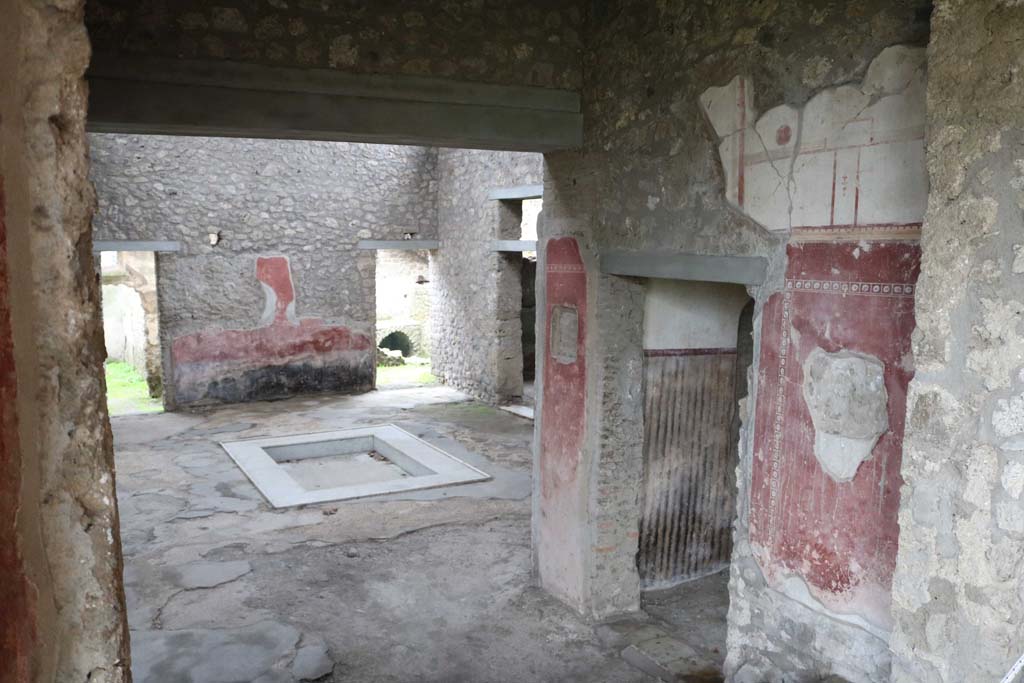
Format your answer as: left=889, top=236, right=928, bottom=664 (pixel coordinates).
left=99, top=250, right=164, bottom=416
left=607, top=279, right=754, bottom=680
left=374, top=248, right=436, bottom=389
left=495, top=194, right=542, bottom=417
left=87, top=134, right=616, bottom=681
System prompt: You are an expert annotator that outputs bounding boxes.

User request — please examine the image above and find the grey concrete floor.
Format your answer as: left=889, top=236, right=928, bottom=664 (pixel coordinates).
left=113, top=385, right=654, bottom=682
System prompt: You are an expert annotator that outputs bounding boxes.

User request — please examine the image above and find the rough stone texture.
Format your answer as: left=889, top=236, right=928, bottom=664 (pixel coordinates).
left=890, top=2, right=1024, bottom=681
left=802, top=348, right=890, bottom=483
left=0, top=1, right=130, bottom=680
left=85, top=0, right=584, bottom=90
left=536, top=0, right=931, bottom=676
left=431, top=149, right=543, bottom=403
left=90, top=135, right=437, bottom=406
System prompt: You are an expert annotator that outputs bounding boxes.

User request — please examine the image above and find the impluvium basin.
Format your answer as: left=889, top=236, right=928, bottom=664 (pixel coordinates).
left=221, top=424, right=490, bottom=508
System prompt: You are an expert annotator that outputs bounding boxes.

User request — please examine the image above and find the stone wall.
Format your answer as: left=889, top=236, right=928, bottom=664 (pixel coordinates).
left=431, top=148, right=543, bottom=402
left=535, top=0, right=932, bottom=678
left=0, top=1, right=129, bottom=680
left=90, top=135, right=437, bottom=406
left=85, top=0, right=583, bottom=90
left=891, top=2, right=1024, bottom=681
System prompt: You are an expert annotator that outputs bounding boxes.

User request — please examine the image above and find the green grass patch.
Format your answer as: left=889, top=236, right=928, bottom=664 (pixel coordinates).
left=376, top=362, right=438, bottom=388
left=105, top=361, right=163, bottom=416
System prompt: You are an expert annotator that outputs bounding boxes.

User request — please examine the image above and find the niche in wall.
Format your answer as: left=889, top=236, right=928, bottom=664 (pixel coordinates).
left=638, top=279, right=752, bottom=588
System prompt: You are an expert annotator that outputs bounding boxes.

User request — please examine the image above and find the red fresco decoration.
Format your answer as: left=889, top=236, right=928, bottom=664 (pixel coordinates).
left=171, top=256, right=372, bottom=397
left=538, top=237, right=588, bottom=596
left=750, top=237, right=920, bottom=631
left=0, top=178, right=35, bottom=681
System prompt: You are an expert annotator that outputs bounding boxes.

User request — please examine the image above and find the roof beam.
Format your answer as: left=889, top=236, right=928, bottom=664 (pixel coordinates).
left=87, top=56, right=582, bottom=153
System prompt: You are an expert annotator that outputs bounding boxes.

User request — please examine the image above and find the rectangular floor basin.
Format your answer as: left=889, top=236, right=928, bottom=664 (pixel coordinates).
left=221, top=424, right=490, bottom=508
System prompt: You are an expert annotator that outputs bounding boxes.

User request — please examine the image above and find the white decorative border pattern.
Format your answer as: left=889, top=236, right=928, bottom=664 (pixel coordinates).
left=786, top=279, right=915, bottom=297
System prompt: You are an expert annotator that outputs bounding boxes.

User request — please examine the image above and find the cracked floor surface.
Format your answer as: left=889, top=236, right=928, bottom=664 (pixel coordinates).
left=114, top=386, right=654, bottom=682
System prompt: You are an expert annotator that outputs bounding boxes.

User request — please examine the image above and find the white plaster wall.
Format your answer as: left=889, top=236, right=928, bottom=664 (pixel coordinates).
left=643, top=279, right=751, bottom=350
left=521, top=198, right=542, bottom=241
left=700, top=46, right=927, bottom=234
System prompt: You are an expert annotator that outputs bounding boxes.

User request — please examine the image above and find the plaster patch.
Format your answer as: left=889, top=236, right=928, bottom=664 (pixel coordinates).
left=1002, top=462, right=1024, bottom=499
left=993, top=393, right=1024, bottom=438
left=802, top=348, right=889, bottom=482
left=963, top=445, right=998, bottom=510
left=550, top=304, right=579, bottom=364
left=997, top=502, right=1024, bottom=534
left=700, top=45, right=927, bottom=233
left=967, top=298, right=1024, bottom=390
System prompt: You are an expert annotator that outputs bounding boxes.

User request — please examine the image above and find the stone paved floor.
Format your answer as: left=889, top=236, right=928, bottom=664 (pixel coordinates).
left=113, top=386, right=654, bottom=682
left=597, top=572, right=729, bottom=682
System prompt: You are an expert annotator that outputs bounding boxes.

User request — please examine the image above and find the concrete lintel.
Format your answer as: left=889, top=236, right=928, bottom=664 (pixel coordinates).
left=600, top=249, right=767, bottom=286
left=93, top=240, right=182, bottom=253
left=493, top=240, right=538, bottom=252
left=357, top=240, right=440, bottom=250
left=88, top=56, right=580, bottom=113
left=86, top=57, right=582, bottom=153
left=488, top=185, right=544, bottom=201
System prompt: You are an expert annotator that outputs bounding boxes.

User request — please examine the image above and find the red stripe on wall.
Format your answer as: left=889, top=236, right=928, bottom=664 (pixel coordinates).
left=644, top=348, right=738, bottom=357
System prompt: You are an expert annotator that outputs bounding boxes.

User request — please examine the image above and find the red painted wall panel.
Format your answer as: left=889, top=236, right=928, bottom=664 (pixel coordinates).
left=538, top=237, right=588, bottom=601
left=170, top=256, right=374, bottom=404
left=0, top=178, right=35, bottom=681
left=750, top=239, right=920, bottom=630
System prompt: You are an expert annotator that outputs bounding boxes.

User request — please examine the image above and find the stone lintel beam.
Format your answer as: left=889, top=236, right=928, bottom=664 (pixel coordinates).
left=488, top=184, right=544, bottom=200
left=92, top=240, right=182, bottom=252
left=87, top=56, right=582, bottom=153
left=493, top=240, right=538, bottom=252
left=356, top=240, right=440, bottom=250
left=600, top=249, right=767, bottom=286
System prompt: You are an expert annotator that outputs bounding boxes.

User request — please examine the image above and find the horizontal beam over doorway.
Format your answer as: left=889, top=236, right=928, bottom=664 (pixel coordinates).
left=92, top=240, right=182, bottom=253
left=357, top=240, right=440, bottom=250
left=488, top=185, right=544, bottom=201
left=600, top=249, right=768, bottom=286
left=86, top=56, right=583, bottom=153
left=493, top=240, right=538, bottom=252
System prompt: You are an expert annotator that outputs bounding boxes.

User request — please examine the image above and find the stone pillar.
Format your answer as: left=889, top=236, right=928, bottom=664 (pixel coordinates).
left=0, top=1, right=130, bottom=680
left=891, top=2, right=1024, bottom=681
left=533, top=152, right=646, bottom=618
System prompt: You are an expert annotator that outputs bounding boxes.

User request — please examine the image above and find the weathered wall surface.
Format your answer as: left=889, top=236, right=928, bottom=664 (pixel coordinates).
left=891, top=3, right=1024, bottom=681
left=431, top=148, right=543, bottom=403
left=535, top=0, right=931, bottom=674
left=0, top=1, right=129, bottom=680
left=638, top=281, right=750, bottom=589
left=745, top=240, right=920, bottom=682
left=90, top=134, right=437, bottom=406
left=0, top=172, right=33, bottom=683
left=85, top=0, right=583, bottom=90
